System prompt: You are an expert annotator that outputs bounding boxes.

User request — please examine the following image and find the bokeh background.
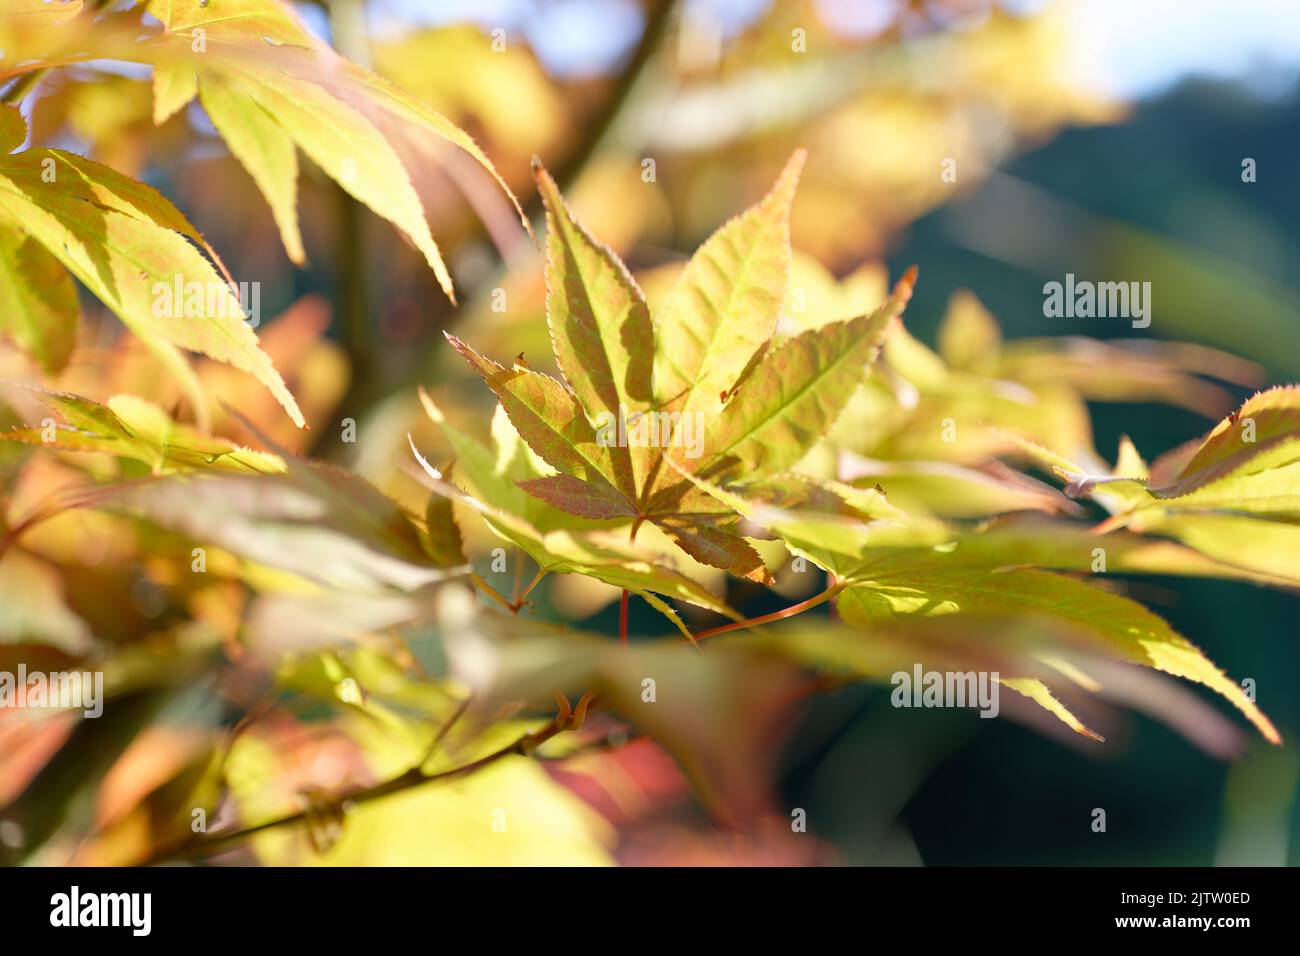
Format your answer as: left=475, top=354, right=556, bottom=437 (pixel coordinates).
left=4, top=0, right=1300, bottom=865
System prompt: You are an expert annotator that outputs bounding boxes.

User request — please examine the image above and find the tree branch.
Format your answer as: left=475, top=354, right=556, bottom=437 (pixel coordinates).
left=138, top=709, right=573, bottom=866
left=523, top=0, right=677, bottom=215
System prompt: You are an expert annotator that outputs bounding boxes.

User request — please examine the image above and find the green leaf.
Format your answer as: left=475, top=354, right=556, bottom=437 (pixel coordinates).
left=406, top=431, right=739, bottom=631
left=938, top=289, right=1002, bottom=372
left=418, top=389, right=589, bottom=534
left=532, top=160, right=652, bottom=499
left=1150, top=386, right=1300, bottom=499
left=97, top=464, right=464, bottom=593
left=942, top=514, right=1300, bottom=588
left=999, top=677, right=1104, bottom=741
left=226, top=63, right=454, bottom=298
left=652, top=518, right=772, bottom=585
left=145, top=0, right=311, bottom=45
left=415, top=397, right=724, bottom=610
left=995, top=430, right=1150, bottom=511
left=422, top=482, right=466, bottom=570
left=1004, top=391, right=1300, bottom=582
left=32, top=146, right=230, bottom=270
left=197, top=72, right=305, bottom=265
left=726, top=618, right=1104, bottom=742
left=517, top=474, right=638, bottom=520
left=0, top=145, right=304, bottom=426
left=446, top=163, right=855, bottom=582
left=839, top=454, right=1076, bottom=519
left=654, top=149, right=805, bottom=414
left=995, top=336, right=1259, bottom=419
left=1154, top=461, right=1300, bottom=514
left=692, top=268, right=914, bottom=481
left=1127, top=512, right=1300, bottom=584
left=534, top=160, right=654, bottom=419
left=674, top=467, right=949, bottom=580
left=837, top=563, right=1279, bottom=744
left=143, top=0, right=529, bottom=300
left=0, top=103, right=26, bottom=152
left=0, top=226, right=78, bottom=372
left=149, top=0, right=529, bottom=229
left=152, top=61, right=197, bottom=125
left=334, top=61, right=530, bottom=235
left=0, top=388, right=283, bottom=473
left=444, top=333, right=634, bottom=509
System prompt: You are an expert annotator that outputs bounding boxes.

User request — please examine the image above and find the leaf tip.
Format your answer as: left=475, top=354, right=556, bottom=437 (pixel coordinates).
left=442, top=280, right=459, bottom=307
left=416, top=385, right=445, bottom=424
left=896, top=265, right=919, bottom=301
left=1257, top=712, right=1283, bottom=746
left=784, top=146, right=809, bottom=178
left=406, top=432, right=441, bottom=482
left=530, top=154, right=555, bottom=192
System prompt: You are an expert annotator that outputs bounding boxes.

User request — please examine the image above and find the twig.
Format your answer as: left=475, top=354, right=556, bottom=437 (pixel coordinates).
left=139, top=708, right=573, bottom=866
left=376, top=0, right=681, bottom=409
left=691, top=582, right=844, bottom=642
left=417, top=696, right=471, bottom=770
left=314, top=0, right=375, bottom=456
left=521, top=0, right=677, bottom=219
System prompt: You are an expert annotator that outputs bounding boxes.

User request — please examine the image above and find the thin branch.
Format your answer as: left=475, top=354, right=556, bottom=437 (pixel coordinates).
left=400, top=0, right=679, bottom=396
left=522, top=0, right=678, bottom=217
left=313, top=0, right=375, bottom=457
left=417, top=696, right=471, bottom=769
left=691, top=582, right=844, bottom=642
left=140, top=710, right=573, bottom=866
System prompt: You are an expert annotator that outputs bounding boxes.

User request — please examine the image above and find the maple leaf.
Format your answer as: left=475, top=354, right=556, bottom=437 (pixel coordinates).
left=0, top=103, right=304, bottom=427
left=1006, top=387, right=1300, bottom=585
left=446, top=151, right=915, bottom=585
left=802, top=282, right=1260, bottom=477
left=141, top=0, right=529, bottom=301
left=97, top=461, right=466, bottom=594
left=0, top=384, right=283, bottom=474
left=680, top=467, right=1279, bottom=745
left=411, top=390, right=742, bottom=639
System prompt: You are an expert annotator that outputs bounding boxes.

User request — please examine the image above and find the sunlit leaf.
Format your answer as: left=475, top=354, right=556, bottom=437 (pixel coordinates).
left=655, top=149, right=805, bottom=415
left=0, top=107, right=303, bottom=426
left=151, top=61, right=197, bottom=125
left=0, top=547, right=94, bottom=653
left=197, top=72, right=305, bottom=265
left=836, top=562, right=1278, bottom=744
left=0, top=385, right=283, bottom=473
left=690, top=267, right=914, bottom=481
left=444, top=332, right=634, bottom=509
left=95, top=464, right=464, bottom=593
left=0, top=227, right=78, bottom=373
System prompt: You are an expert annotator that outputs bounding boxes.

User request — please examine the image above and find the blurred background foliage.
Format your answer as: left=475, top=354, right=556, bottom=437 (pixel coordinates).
left=2, top=0, right=1299, bottom=865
